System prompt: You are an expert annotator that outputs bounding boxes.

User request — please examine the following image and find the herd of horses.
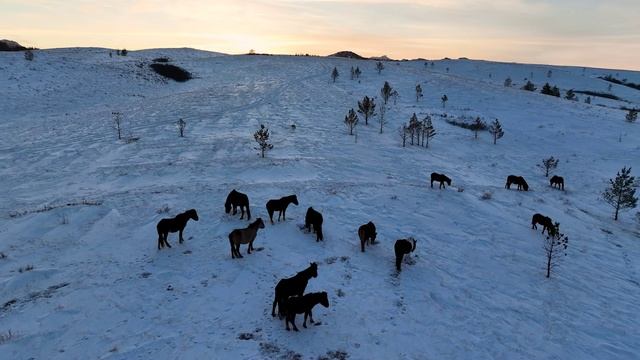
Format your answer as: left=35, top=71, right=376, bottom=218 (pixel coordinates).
left=155, top=171, right=566, bottom=331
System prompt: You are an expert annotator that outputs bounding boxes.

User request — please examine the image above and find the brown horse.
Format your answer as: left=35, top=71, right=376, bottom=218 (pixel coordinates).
left=266, top=195, right=298, bottom=224
left=225, top=189, right=251, bottom=220
left=395, top=238, right=416, bottom=271
left=305, top=207, right=324, bottom=242
left=156, top=209, right=199, bottom=250
left=228, top=218, right=265, bottom=258
left=505, top=175, right=529, bottom=191
left=272, top=263, right=318, bottom=318
left=430, top=172, right=452, bottom=189
left=531, top=213, right=553, bottom=234
left=358, top=221, right=377, bottom=252
left=283, top=292, right=330, bottom=331
left=550, top=176, right=564, bottom=191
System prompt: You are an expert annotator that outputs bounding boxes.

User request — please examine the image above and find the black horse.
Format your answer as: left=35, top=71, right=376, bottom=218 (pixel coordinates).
left=531, top=213, right=554, bottom=234
left=225, top=189, right=251, bottom=220
left=394, top=238, right=416, bottom=271
left=550, top=176, right=564, bottom=191
left=505, top=175, right=529, bottom=191
left=266, top=195, right=299, bottom=224
left=431, top=172, right=452, bottom=189
left=283, top=292, right=330, bottom=331
left=358, top=221, right=377, bottom=252
left=305, top=207, right=324, bottom=242
left=156, top=209, right=199, bottom=250
left=272, top=262, right=318, bottom=318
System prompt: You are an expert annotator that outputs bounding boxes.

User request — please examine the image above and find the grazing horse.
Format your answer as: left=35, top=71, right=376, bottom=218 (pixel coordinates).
left=531, top=213, right=554, bottom=234
left=305, top=207, right=324, bottom=242
left=358, top=221, right=377, bottom=252
left=228, top=218, right=265, bottom=258
left=156, top=209, right=199, bottom=250
left=225, top=189, right=251, bottom=220
left=266, top=195, right=299, bottom=224
left=271, top=263, right=318, bottom=318
left=505, top=175, right=529, bottom=191
left=550, top=176, right=564, bottom=191
left=431, top=172, right=452, bottom=189
left=394, top=238, right=416, bottom=271
left=283, top=292, right=330, bottom=331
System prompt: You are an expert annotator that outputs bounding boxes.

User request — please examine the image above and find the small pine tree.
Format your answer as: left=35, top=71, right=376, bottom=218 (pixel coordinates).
left=541, top=83, right=553, bottom=95
left=112, top=111, right=123, bottom=140
left=253, top=125, right=273, bottom=158
left=488, top=119, right=504, bottom=144
left=415, top=84, right=423, bottom=102
left=470, top=117, right=486, bottom=139
left=625, top=109, right=638, bottom=123
left=357, top=96, right=376, bottom=126
left=565, top=89, right=576, bottom=101
left=331, top=67, right=339, bottom=83
left=544, top=222, right=568, bottom=278
left=381, top=81, right=393, bottom=105
left=354, top=67, right=361, bottom=79
left=585, top=96, right=591, bottom=104
left=24, top=49, right=34, bottom=61
left=538, top=156, right=559, bottom=177
left=423, top=116, right=436, bottom=148
left=552, top=86, right=561, bottom=97
left=344, top=108, right=359, bottom=135
left=391, top=90, right=399, bottom=105
left=121, top=49, right=128, bottom=56
left=177, top=118, right=186, bottom=137
left=350, top=66, right=355, bottom=80
left=376, top=61, right=384, bottom=74
left=116, top=49, right=121, bottom=56
left=408, top=113, right=419, bottom=145
left=504, top=77, right=512, bottom=87
left=441, top=94, right=448, bottom=108
left=603, top=167, right=637, bottom=220
left=547, top=70, right=552, bottom=78
left=522, top=81, right=536, bottom=91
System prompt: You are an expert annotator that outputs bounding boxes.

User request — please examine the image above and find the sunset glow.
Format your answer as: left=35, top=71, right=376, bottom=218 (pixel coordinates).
left=2, top=0, right=639, bottom=69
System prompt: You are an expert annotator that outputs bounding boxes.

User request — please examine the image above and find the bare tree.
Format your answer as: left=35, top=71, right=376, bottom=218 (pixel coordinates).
left=603, top=166, right=637, bottom=220
left=355, top=67, right=361, bottom=79
left=415, top=84, right=423, bottom=102
left=544, top=222, right=568, bottom=278
left=538, top=156, right=559, bottom=177
left=344, top=108, right=359, bottom=136
left=350, top=66, right=355, bottom=80
left=381, top=81, right=393, bottom=105
left=625, top=109, right=638, bottom=123
left=357, top=96, right=376, bottom=126
left=376, top=61, right=384, bottom=74
left=407, top=113, right=420, bottom=145
left=331, top=67, right=339, bottom=83
left=112, top=111, right=123, bottom=140
left=24, top=49, right=34, bottom=61
left=422, top=116, right=436, bottom=148
left=253, top=124, right=273, bottom=158
left=470, top=117, right=486, bottom=139
left=177, top=118, right=186, bottom=137
left=441, top=94, right=448, bottom=108
left=488, top=119, right=504, bottom=144
left=378, top=104, right=386, bottom=134
left=398, top=123, right=407, bottom=147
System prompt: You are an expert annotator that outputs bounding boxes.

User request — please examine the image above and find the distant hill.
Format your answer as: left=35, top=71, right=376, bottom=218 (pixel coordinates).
left=369, top=55, right=393, bottom=61
left=0, top=39, right=27, bottom=51
left=329, top=51, right=367, bottom=60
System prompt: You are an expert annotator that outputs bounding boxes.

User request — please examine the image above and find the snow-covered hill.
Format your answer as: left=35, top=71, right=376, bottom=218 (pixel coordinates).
left=1, top=48, right=639, bottom=359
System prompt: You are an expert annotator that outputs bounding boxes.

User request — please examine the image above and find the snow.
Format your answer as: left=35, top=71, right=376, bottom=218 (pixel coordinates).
left=1, top=48, right=639, bottom=359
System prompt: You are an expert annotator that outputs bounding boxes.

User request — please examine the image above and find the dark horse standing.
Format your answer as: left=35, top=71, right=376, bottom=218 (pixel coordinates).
left=266, top=195, right=298, bottom=224
left=550, top=175, right=564, bottom=191
left=531, top=213, right=554, bottom=234
left=283, top=292, right=330, bottom=331
left=225, top=189, right=251, bottom=220
left=394, top=238, right=416, bottom=271
left=156, top=209, right=199, bottom=250
left=431, top=172, right=452, bottom=189
left=305, top=207, right=324, bottom=242
left=358, top=221, right=377, bottom=252
left=272, top=262, right=318, bottom=318
left=505, top=175, right=529, bottom=191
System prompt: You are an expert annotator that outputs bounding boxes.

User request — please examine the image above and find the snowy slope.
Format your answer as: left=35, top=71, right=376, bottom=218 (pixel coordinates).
left=1, top=49, right=639, bottom=360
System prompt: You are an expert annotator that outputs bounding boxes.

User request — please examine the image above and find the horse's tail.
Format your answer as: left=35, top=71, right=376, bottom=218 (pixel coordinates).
left=317, top=224, right=324, bottom=241
left=277, top=296, right=287, bottom=319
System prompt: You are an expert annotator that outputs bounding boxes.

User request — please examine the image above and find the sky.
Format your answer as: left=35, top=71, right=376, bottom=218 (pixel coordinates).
left=2, top=0, right=639, bottom=70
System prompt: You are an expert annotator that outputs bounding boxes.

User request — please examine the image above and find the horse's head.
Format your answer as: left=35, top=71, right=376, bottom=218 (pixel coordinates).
left=309, top=262, right=318, bottom=278
left=254, top=218, right=265, bottom=229
left=522, top=182, right=529, bottom=191
left=446, top=177, right=452, bottom=186
left=291, top=195, right=299, bottom=206
left=188, top=209, right=199, bottom=221
left=409, top=237, right=417, bottom=252
left=319, top=291, right=330, bottom=308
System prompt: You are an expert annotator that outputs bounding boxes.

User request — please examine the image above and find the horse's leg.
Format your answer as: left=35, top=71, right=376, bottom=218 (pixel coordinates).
left=247, top=240, right=252, bottom=254
left=290, top=314, right=299, bottom=331
left=361, top=236, right=365, bottom=252
left=232, top=205, right=237, bottom=215
left=158, top=233, right=163, bottom=250
left=236, top=243, right=243, bottom=258
left=272, top=297, right=278, bottom=317
left=163, top=234, right=172, bottom=248
left=430, top=180, right=434, bottom=188
left=303, top=312, right=308, bottom=328
left=308, top=309, right=314, bottom=324
left=268, top=209, right=274, bottom=224
left=179, top=229, right=184, bottom=244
